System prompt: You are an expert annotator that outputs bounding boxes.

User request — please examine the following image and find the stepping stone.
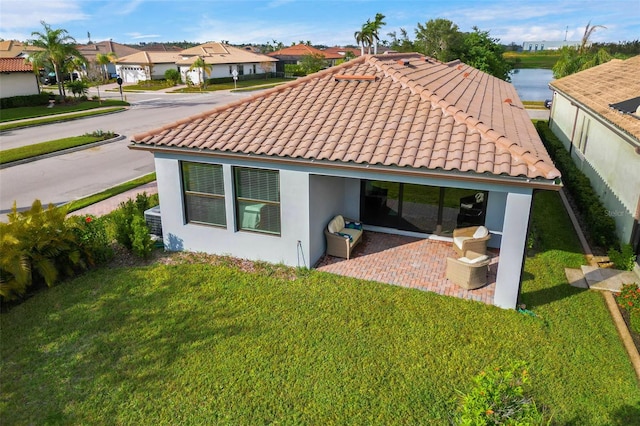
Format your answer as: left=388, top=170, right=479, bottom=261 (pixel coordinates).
left=565, top=268, right=589, bottom=288
left=581, top=265, right=640, bottom=292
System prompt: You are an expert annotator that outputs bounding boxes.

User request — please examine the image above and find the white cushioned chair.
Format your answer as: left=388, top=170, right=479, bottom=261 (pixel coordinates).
left=324, top=215, right=363, bottom=259
left=452, top=225, right=490, bottom=257
left=446, top=251, right=491, bottom=290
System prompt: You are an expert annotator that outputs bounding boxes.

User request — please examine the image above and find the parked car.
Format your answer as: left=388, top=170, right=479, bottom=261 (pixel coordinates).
left=42, top=72, right=78, bottom=85
left=544, top=99, right=552, bottom=109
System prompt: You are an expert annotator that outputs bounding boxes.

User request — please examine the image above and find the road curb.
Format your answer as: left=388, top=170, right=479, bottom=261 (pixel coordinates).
left=0, top=107, right=127, bottom=133
left=0, top=134, right=126, bottom=169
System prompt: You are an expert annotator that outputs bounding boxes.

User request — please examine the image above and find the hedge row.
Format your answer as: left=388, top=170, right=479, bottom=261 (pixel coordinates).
left=0, top=93, right=53, bottom=109
left=535, top=121, right=619, bottom=249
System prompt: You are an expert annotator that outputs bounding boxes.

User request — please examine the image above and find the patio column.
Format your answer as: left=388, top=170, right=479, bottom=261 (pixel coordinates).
left=494, top=192, right=533, bottom=309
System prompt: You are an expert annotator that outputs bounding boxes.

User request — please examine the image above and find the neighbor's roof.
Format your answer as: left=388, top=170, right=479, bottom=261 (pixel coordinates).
left=0, top=40, right=43, bottom=58
left=116, top=51, right=182, bottom=64
left=132, top=53, right=560, bottom=183
left=76, top=41, right=141, bottom=61
left=177, top=42, right=277, bottom=65
left=268, top=44, right=343, bottom=60
left=0, top=57, right=33, bottom=72
left=550, top=55, right=640, bottom=141
left=322, top=46, right=362, bottom=57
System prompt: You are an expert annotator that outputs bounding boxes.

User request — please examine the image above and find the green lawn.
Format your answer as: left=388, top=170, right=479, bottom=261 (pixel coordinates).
left=0, top=99, right=129, bottom=122
left=0, top=134, right=115, bottom=165
left=1, top=191, right=638, bottom=424
left=65, top=173, right=156, bottom=213
left=504, top=51, right=561, bottom=69
left=172, top=77, right=291, bottom=93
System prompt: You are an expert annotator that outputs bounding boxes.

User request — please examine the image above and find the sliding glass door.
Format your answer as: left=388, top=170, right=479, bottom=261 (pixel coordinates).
left=360, top=180, right=487, bottom=235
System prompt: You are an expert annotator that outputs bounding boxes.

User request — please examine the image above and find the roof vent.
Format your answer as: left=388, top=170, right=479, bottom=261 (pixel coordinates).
left=397, top=59, right=410, bottom=66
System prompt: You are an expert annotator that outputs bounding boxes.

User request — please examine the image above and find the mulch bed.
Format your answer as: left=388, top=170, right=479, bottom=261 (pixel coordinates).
left=614, top=294, right=640, bottom=355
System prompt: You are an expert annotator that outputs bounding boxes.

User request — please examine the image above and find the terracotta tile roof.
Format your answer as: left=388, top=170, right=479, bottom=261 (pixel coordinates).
left=0, top=57, right=33, bottom=72
left=176, top=42, right=276, bottom=65
left=268, top=43, right=343, bottom=60
left=76, top=41, right=141, bottom=61
left=0, top=40, right=43, bottom=58
left=132, top=53, right=560, bottom=182
left=550, top=55, right=640, bottom=141
left=116, top=51, right=182, bottom=64
left=323, top=46, right=362, bottom=57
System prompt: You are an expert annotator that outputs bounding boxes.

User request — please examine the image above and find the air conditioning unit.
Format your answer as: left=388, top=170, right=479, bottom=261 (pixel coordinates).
left=144, top=206, right=162, bottom=236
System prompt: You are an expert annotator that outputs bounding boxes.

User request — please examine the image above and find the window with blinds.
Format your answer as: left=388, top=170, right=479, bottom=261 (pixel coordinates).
left=234, top=167, right=281, bottom=235
left=181, top=162, right=226, bottom=227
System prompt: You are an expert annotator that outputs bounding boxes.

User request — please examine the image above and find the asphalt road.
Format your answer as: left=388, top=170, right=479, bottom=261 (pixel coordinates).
left=0, top=87, right=252, bottom=220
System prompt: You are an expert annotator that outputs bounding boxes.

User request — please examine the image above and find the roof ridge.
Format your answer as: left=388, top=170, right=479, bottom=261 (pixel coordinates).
left=369, top=56, right=560, bottom=179
left=132, top=56, right=369, bottom=142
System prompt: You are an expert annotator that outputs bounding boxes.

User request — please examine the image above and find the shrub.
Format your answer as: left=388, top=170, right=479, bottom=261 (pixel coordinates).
left=65, top=80, right=90, bottom=98
left=0, top=92, right=51, bottom=109
left=112, top=192, right=155, bottom=251
left=131, top=216, right=154, bottom=259
left=535, top=121, right=619, bottom=249
left=618, top=283, right=640, bottom=333
left=164, top=69, right=181, bottom=85
left=608, top=244, right=637, bottom=271
left=71, top=215, right=113, bottom=265
left=0, top=201, right=84, bottom=301
left=455, top=361, right=546, bottom=425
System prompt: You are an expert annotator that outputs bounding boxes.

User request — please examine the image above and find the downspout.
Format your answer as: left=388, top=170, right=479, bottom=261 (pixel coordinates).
left=568, top=103, right=580, bottom=157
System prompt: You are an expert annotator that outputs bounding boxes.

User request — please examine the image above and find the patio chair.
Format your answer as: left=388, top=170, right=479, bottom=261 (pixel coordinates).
left=324, top=215, right=363, bottom=260
left=452, top=225, right=490, bottom=257
left=446, top=252, right=491, bottom=290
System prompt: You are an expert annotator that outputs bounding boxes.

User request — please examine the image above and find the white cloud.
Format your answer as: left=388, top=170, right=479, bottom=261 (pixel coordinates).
left=125, top=32, right=161, bottom=40
left=0, top=0, right=89, bottom=41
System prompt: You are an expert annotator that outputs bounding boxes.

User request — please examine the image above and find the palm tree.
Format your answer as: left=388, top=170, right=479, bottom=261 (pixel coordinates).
left=28, top=21, right=86, bottom=98
left=552, top=21, right=610, bottom=78
left=96, top=52, right=117, bottom=81
left=370, top=13, right=386, bottom=54
left=188, top=56, right=212, bottom=89
left=354, top=22, right=374, bottom=55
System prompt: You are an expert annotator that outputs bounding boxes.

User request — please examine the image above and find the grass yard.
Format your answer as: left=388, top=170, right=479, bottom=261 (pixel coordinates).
left=504, top=51, right=561, bottom=69
left=1, top=191, right=639, bottom=424
left=0, top=99, right=129, bottom=123
left=0, top=134, right=115, bottom=165
left=173, top=77, right=291, bottom=93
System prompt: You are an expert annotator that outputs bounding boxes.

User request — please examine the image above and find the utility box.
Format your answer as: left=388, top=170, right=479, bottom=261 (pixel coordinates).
left=144, top=206, right=162, bottom=236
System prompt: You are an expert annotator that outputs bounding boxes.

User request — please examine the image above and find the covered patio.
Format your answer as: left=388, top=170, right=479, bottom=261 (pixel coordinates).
left=315, top=231, right=498, bottom=305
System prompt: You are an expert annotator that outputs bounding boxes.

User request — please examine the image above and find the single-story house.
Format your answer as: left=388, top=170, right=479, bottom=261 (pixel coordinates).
left=0, top=57, right=40, bottom=97
left=268, top=43, right=343, bottom=73
left=130, top=53, right=562, bottom=309
left=176, top=42, right=277, bottom=85
left=76, top=40, right=141, bottom=78
left=549, top=55, right=640, bottom=258
left=115, top=51, right=182, bottom=84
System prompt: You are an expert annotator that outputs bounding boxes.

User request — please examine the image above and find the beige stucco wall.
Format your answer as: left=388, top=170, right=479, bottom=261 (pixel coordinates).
left=0, top=73, right=39, bottom=97
left=550, top=91, right=640, bottom=244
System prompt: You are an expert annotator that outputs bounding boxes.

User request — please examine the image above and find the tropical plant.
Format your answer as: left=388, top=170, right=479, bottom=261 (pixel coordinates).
left=354, top=13, right=386, bottom=55
left=460, top=27, right=512, bottom=81
left=552, top=22, right=611, bottom=78
left=0, top=200, right=84, bottom=301
left=112, top=193, right=155, bottom=257
left=96, top=52, right=117, bottom=81
left=131, top=215, right=154, bottom=259
left=28, top=21, right=86, bottom=98
left=188, top=56, right=212, bottom=89
left=65, top=79, right=89, bottom=98
left=70, top=215, right=113, bottom=265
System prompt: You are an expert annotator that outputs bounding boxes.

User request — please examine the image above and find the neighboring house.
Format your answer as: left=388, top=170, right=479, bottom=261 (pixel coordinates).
left=549, top=55, right=640, bottom=257
left=0, top=40, right=43, bottom=58
left=176, top=42, right=277, bottom=85
left=268, top=43, right=343, bottom=72
left=76, top=40, right=141, bottom=77
left=0, top=58, right=40, bottom=97
left=115, top=51, right=182, bottom=83
left=522, top=40, right=580, bottom=51
left=322, top=46, right=362, bottom=58
left=130, top=53, right=562, bottom=309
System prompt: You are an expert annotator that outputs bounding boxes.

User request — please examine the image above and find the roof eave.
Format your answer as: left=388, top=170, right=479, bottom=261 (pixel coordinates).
left=128, top=143, right=562, bottom=191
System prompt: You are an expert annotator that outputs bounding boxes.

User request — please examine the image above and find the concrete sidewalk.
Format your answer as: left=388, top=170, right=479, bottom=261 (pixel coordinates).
left=71, top=181, right=158, bottom=218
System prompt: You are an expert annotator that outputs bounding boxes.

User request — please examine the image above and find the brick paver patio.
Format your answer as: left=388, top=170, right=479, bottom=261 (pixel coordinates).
left=315, top=231, right=498, bottom=305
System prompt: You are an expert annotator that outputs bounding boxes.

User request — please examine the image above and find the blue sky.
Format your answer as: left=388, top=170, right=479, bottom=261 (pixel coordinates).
left=1, top=0, right=638, bottom=47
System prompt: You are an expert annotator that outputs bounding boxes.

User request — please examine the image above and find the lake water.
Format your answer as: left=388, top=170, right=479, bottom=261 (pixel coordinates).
left=510, top=68, right=554, bottom=101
